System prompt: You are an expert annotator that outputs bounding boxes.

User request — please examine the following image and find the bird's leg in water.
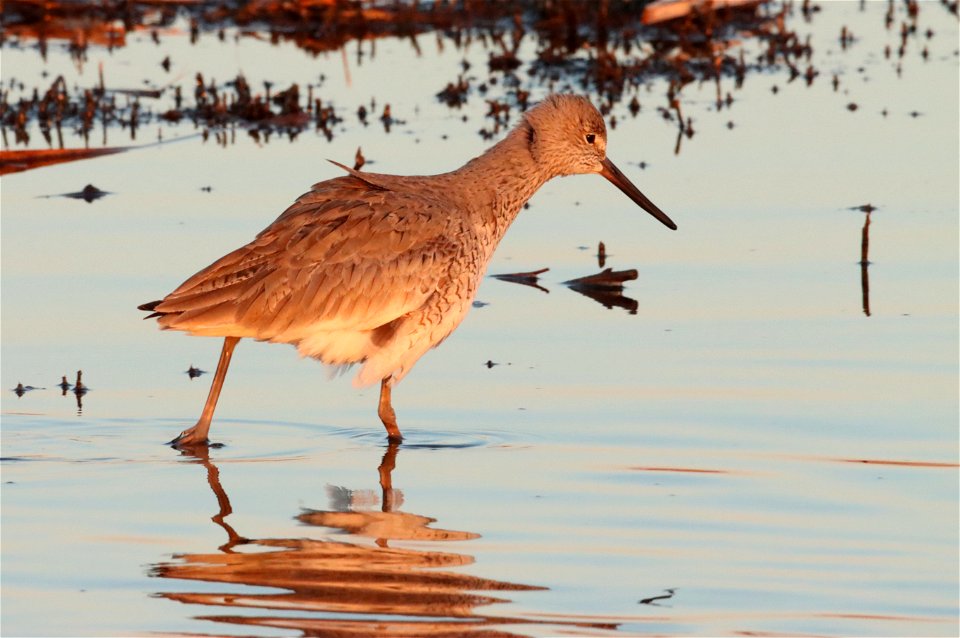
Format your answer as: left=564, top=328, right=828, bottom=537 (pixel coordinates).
left=170, top=336, right=241, bottom=447
left=378, top=378, right=403, bottom=442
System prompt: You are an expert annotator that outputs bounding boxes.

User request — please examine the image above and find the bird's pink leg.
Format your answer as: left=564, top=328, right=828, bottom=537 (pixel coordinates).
left=170, top=336, right=241, bottom=448
left=378, top=378, right=403, bottom=443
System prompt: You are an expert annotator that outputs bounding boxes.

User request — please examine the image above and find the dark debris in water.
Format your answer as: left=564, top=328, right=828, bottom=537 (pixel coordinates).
left=0, top=68, right=344, bottom=151
left=61, top=183, right=109, bottom=202
left=564, top=268, right=640, bottom=314
left=564, top=268, right=638, bottom=291
left=0, top=0, right=946, bottom=162
left=491, top=267, right=550, bottom=293
left=13, top=383, right=43, bottom=396
left=12, top=371, right=87, bottom=405
left=639, top=587, right=677, bottom=606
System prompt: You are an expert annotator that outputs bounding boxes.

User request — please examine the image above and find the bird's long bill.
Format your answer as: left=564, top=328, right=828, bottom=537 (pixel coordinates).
left=600, top=158, right=677, bottom=230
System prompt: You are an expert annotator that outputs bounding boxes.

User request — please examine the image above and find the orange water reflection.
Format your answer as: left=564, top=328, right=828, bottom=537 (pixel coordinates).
left=151, top=444, right=617, bottom=637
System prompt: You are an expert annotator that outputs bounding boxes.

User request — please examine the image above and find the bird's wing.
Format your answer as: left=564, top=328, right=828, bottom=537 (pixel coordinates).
left=152, top=176, right=460, bottom=341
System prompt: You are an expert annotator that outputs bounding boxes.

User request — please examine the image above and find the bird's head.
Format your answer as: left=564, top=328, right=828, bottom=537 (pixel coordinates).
left=523, top=94, right=677, bottom=230
left=524, top=94, right=609, bottom=176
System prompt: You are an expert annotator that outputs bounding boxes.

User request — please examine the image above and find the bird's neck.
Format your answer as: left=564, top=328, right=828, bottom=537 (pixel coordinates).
left=451, top=122, right=550, bottom=240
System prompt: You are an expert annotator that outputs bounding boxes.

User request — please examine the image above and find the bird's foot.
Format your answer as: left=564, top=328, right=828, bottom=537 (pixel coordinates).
left=168, top=426, right=212, bottom=449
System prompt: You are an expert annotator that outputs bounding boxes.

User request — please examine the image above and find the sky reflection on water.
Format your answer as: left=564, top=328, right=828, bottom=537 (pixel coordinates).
left=2, top=1, right=958, bottom=636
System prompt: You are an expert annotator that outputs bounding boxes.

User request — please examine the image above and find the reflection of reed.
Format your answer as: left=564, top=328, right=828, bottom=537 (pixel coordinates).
left=491, top=267, right=550, bottom=293
left=860, top=210, right=871, bottom=317
left=491, top=265, right=641, bottom=313
left=153, top=444, right=615, bottom=637
left=564, top=268, right=640, bottom=315
left=70, top=370, right=86, bottom=415
left=567, top=285, right=639, bottom=314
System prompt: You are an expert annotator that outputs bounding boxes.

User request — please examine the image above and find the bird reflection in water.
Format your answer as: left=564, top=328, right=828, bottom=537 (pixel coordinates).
left=152, top=444, right=618, bottom=637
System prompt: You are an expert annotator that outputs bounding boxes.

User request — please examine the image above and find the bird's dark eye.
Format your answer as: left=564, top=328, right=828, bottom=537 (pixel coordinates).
left=585, top=134, right=596, bottom=144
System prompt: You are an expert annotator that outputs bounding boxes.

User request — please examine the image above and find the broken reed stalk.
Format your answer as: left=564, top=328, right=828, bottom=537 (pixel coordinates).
left=492, top=267, right=549, bottom=283
left=563, top=268, right=638, bottom=290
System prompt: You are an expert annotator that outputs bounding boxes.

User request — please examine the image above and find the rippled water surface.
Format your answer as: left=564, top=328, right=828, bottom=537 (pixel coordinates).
left=2, top=1, right=958, bottom=636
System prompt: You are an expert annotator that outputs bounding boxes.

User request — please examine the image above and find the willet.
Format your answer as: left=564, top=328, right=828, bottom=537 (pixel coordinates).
left=140, top=94, right=676, bottom=447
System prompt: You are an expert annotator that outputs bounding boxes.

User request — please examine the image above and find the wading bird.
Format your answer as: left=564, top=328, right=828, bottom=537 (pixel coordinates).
left=140, top=94, right=676, bottom=447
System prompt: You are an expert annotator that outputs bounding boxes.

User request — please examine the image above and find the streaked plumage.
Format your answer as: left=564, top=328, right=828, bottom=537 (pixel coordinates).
left=141, top=94, right=676, bottom=447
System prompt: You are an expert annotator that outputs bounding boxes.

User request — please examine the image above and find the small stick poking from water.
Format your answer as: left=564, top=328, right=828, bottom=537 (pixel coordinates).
left=860, top=210, right=871, bottom=267
left=381, top=104, right=393, bottom=132
left=74, top=370, right=87, bottom=395
left=354, top=146, right=365, bottom=171
left=597, top=241, right=606, bottom=268
left=72, top=370, right=87, bottom=415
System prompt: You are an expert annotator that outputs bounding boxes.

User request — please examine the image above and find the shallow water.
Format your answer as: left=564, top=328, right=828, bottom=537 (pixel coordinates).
left=2, top=1, right=959, bottom=636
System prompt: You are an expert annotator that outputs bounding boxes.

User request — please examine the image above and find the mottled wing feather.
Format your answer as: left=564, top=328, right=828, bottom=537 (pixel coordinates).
left=153, top=175, right=454, bottom=343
